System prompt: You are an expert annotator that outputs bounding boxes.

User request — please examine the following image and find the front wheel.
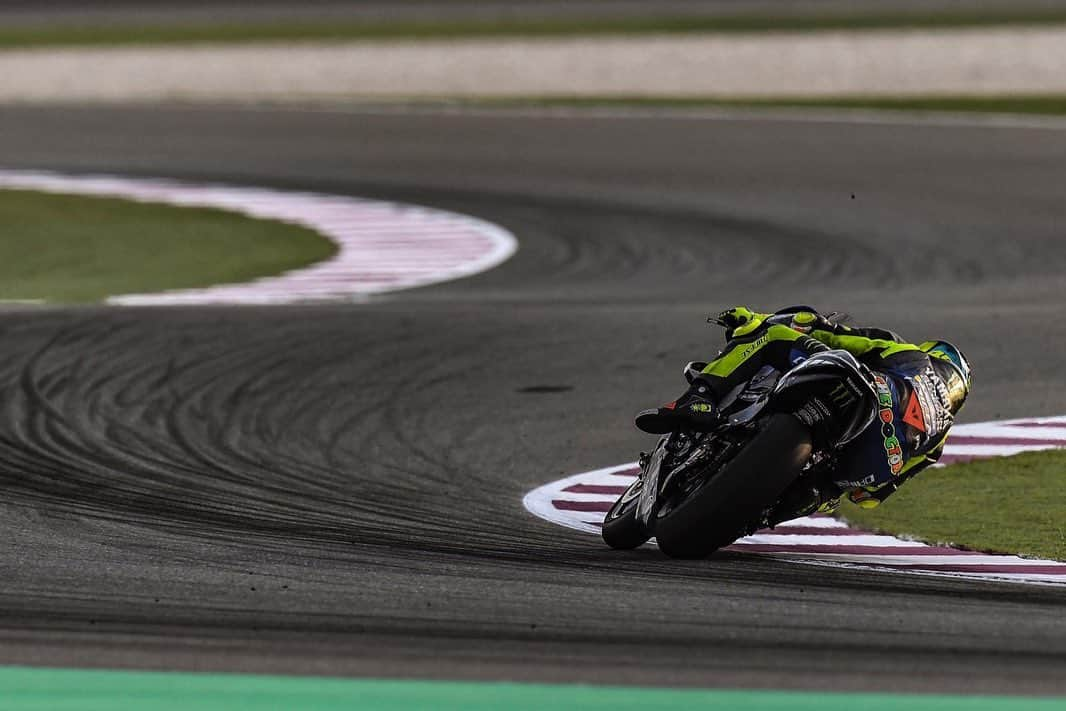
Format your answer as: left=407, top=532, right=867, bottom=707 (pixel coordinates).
left=654, top=414, right=812, bottom=559
left=601, top=478, right=652, bottom=549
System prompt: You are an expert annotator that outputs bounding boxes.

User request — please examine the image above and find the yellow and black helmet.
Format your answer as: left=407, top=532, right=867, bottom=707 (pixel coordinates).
left=919, top=340, right=972, bottom=413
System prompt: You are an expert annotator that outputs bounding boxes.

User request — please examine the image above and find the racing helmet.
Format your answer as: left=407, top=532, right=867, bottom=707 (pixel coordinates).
left=919, top=340, right=972, bottom=413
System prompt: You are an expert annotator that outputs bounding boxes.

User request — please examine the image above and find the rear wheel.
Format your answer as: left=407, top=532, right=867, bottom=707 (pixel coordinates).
left=601, top=478, right=652, bottom=550
left=654, top=414, right=812, bottom=559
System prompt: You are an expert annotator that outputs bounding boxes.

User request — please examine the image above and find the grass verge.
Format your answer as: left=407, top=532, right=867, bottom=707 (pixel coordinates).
left=841, top=450, right=1066, bottom=561
left=4, top=11, right=1066, bottom=49
left=0, top=189, right=335, bottom=304
left=468, top=95, right=1066, bottom=116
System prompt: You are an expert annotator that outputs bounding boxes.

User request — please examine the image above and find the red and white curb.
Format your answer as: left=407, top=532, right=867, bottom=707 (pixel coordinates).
left=524, top=415, right=1066, bottom=585
left=0, top=169, right=516, bottom=305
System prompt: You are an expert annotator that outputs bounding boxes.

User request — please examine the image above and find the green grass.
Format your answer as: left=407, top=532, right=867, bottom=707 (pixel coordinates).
left=841, top=450, right=1066, bottom=561
left=0, top=190, right=336, bottom=304
left=468, top=95, right=1066, bottom=117
left=5, top=10, right=1066, bottom=49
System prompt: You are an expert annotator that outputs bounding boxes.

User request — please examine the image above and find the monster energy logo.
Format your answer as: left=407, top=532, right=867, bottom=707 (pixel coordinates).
left=873, top=374, right=904, bottom=475
left=828, top=383, right=852, bottom=407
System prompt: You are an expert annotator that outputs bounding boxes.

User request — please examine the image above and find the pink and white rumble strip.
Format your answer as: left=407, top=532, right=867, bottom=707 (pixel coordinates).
left=524, top=415, right=1066, bottom=585
left=0, top=169, right=516, bottom=304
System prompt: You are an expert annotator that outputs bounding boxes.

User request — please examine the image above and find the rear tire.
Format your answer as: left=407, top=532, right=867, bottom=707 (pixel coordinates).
left=654, top=414, right=812, bottom=559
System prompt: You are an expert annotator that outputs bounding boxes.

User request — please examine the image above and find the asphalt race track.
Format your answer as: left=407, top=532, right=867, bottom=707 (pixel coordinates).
left=0, top=105, right=1065, bottom=693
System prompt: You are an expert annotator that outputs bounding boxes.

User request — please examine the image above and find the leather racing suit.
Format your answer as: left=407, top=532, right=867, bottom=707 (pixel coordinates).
left=636, top=306, right=969, bottom=514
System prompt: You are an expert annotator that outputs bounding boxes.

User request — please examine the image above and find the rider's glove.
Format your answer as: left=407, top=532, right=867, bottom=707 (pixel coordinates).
left=710, top=306, right=768, bottom=339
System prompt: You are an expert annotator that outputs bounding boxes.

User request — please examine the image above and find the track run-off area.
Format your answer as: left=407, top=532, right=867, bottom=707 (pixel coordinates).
left=0, top=169, right=516, bottom=304
left=0, top=104, right=1064, bottom=695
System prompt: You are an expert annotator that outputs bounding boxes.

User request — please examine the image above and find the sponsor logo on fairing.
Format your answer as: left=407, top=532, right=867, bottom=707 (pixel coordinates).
left=795, top=398, right=832, bottom=427
left=828, top=381, right=859, bottom=408
left=873, top=374, right=904, bottom=475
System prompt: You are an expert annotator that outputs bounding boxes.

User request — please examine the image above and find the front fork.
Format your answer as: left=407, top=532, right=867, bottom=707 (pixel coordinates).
left=635, top=443, right=666, bottom=526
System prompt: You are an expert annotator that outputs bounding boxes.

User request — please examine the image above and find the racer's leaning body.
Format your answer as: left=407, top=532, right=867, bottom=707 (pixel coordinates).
left=635, top=306, right=972, bottom=518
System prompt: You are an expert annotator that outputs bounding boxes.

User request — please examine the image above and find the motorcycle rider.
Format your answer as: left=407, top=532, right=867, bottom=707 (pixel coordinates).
left=635, top=306, right=971, bottom=517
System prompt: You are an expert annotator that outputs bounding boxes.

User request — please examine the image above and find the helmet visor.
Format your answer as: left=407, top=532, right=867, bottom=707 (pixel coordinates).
left=927, top=342, right=971, bottom=392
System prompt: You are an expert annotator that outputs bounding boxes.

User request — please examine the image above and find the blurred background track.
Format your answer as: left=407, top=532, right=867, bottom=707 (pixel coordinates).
left=8, top=1, right=1066, bottom=27
left=0, top=104, right=1064, bottom=692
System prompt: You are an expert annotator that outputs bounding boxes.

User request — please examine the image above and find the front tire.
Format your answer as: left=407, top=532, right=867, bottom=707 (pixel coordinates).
left=654, top=414, right=812, bottom=559
left=602, top=479, right=652, bottom=550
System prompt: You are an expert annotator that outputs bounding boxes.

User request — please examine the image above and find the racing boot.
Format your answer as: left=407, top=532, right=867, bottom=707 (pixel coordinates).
left=765, top=482, right=842, bottom=527
left=635, top=379, right=717, bottom=434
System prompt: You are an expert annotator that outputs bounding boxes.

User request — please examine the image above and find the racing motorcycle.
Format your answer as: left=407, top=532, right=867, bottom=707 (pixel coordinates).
left=602, top=350, right=880, bottom=558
